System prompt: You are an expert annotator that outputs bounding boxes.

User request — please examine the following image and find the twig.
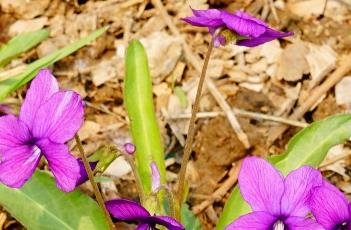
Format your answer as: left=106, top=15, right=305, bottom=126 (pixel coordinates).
left=74, top=135, right=115, bottom=230
left=151, top=0, right=250, bottom=149
left=268, top=0, right=280, bottom=23
left=267, top=55, right=351, bottom=145
left=168, top=109, right=308, bottom=128
left=192, top=161, right=242, bottom=214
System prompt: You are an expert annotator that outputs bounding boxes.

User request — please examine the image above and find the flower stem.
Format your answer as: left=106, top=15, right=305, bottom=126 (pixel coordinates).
left=123, top=153, right=146, bottom=204
left=175, top=33, right=217, bottom=220
left=74, top=135, right=115, bottom=230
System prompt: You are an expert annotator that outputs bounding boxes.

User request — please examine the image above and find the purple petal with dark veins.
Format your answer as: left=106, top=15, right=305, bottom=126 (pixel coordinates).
left=0, top=115, right=31, bottom=152
left=105, top=199, right=150, bottom=221
left=238, top=157, right=284, bottom=216
left=236, top=28, right=293, bottom=47
left=135, top=223, right=149, bottom=230
left=0, top=145, right=41, bottom=188
left=32, top=91, right=84, bottom=143
left=309, top=185, right=350, bottom=230
left=181, top=16, right=223, bottom=28
left=224, top=211, right=277, bottom=230
left=19, top=68, right=59, bottom=129
left=281, top=166, right=323, bottom=217
left=284, top=217, right=324, bottom=230
left=37, top=139, right=80, bottom=192
left=234, top=11, right=268, bottom=26
left=221, top=11, right=267, bottom=37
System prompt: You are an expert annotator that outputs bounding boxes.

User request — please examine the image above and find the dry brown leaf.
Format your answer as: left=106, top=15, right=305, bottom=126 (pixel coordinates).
left=287, top=0, right=325, bottom=18
left=277, top=41, right=309, bottom=81
left=78, top=120, right=101, bottom=141
left=91, top=57, right=118, bottom=86
left=0, top=0, right=50, bottom=19
left=140, top=32, right=182, bottom=83
left=9, top=17, right=48, bottom=37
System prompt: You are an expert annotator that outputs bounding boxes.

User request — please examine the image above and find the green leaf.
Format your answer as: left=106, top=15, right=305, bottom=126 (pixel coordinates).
left=181, top=204, right=202, bottom=230
left=0, top=171, right=108, bottom=230
left=216, top=114, right=351, bottom=229
left=0, top=29, right=49, bottom=67
left=0, top=26, right=108, bottom=101
left=174, top=87, right=188, bottom=109
left=124, top=40, right=166, bottom=197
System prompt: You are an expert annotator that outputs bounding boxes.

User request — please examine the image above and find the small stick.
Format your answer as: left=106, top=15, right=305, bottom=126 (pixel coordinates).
left=75, top=135, right=115, bottom=230
left=123, top=154, right=146, bottom=204
left=192, top=161, right=242, bottom=214
left=267, top=55, right=351, bottom=145
left=268, top=0, right=280, bottom=23
left=167, top=109, right=308, bottom=128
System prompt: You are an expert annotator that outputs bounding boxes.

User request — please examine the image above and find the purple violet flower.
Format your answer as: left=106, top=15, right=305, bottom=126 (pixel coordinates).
left=0, top=68, right=84, bottom=192
left=225, top=157, right=324, bottom=230
left=309, top=181, right=351, bottom=230
left=105, top=198, right=185, bottom=230
left=182, top=8, right=293, bottom=47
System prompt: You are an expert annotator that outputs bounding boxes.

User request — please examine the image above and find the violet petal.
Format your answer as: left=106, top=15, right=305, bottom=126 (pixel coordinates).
left=191, top=8, right=222, bottom=19
left=19, top=69, right=59, bottom=129
left=135, top=223, right=149, bottom=230
left=238, top=157, right=284, bottom=215
left=105, top=199, right=150, bottom=221
left=309, top=186, right=349, bottom=230
left=220, top=11, right=266, bottom=37
left=234, top=11, right=267, bottom=26
left=32, top=91, right=84, bottom=143
left=281, top=166, right=323, bottom=217
left=0, top=145, right=41, bottom=188
left=236, top=28, right=293, bottom=47
left=181, top=16, right=223, bottom=28
left=224, top=211, right=277, bottom=230
left=76, top=160, right=97, bottom=186
left=0, top=115, right=31, bottom=152
left=37, top=139, right=80, bottom=192
left=284, top=216, right=324, bottom=230
left=149, top=216, right=185, bottom=230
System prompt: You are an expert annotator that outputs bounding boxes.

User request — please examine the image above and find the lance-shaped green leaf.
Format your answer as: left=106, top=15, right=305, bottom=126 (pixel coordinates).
left=0, top=26, right=107, bottom=101
left=0, top=29, right=49, bottom=67
left=124, top=40, right=166, bottom=197
left=216, top=114, right=351, bottom=229
left=0, top=171, right=108, bottom=230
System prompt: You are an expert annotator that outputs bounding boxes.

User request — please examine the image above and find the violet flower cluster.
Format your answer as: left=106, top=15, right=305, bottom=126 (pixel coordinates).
left=0, top=69, right=84, bottom=192
left=225, top=157, right=351, bottom=230
left=183, top=8, right=293, bottom=47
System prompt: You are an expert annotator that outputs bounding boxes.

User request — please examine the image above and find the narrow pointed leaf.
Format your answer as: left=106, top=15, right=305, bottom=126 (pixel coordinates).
left=0, top=27, right=107, bottom=101
left=0, top=171, right=109, bottom=230
left=217, top=114, right=351, bottom=229
left=0, top=29, right=49, bottom=67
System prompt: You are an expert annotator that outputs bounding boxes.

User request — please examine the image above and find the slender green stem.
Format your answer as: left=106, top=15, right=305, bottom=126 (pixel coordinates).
left=75, top=135, right=115, bottom=230
left=175, top=33, right=218, bottom=220
left=123, top=153, right=146, bottom=204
